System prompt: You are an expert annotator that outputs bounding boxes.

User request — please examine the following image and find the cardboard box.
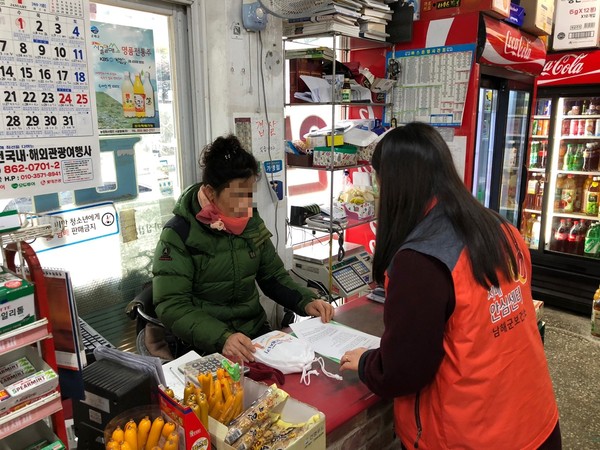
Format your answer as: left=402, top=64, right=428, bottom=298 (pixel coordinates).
left=286, top=153, right=313, bottom=168
left=313, top=145, right=358, bottom=168
left=158, top=387, right=211, bottom=450
left=0, top=269, right=35, bottom=335
left=0, top=210, right=21, bottom=233
left=420, top=0, right=510, bottom=21
left=209, top=379, right=325, bottom=450
left=0, top=346, right=59, bottom=414
left=552, top=0, right=600, bottom=50
left=520, top=0, right=554, bottom=36
left=505, top=3, right=525, bottom=27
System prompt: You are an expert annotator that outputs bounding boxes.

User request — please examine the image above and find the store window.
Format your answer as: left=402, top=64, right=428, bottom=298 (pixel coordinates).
left=1, top=0, right=195, bottom=350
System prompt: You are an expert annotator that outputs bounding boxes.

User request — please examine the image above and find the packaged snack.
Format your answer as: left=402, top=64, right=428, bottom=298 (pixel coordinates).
left=224, top=386, right=288, bottom=445
left=233, top=413, right=278, bottom=450
left=254, top=415, right=322, bottom=450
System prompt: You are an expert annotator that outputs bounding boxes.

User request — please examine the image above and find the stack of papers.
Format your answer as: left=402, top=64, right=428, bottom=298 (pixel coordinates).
left=295, top=76, right=373, bottom=103
left=93, top=346, right=165, bottom=386
left=290, top=318, right=380, bottom=363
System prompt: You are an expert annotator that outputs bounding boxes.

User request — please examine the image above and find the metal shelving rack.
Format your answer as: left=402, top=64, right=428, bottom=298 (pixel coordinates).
left=0, top=216, right=67, bottom=444
left=284, top=32, right=389, bottom=300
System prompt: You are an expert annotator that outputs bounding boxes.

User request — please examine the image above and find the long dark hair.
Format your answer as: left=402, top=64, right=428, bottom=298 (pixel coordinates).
left=200, top=134, right=259, bottom=193
left=371, top=122, right=517, bottom=289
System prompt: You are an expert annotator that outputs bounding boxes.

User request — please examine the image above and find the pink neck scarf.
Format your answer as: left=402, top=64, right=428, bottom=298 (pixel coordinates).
left=195, top=186, right=251, bottom=235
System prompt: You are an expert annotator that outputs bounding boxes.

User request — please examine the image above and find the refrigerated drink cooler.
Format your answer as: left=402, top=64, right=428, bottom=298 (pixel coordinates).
left=521, top=90, right=600, bottom=313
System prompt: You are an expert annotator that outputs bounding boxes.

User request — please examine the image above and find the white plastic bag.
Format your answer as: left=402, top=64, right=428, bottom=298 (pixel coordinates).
left=251, top=331, right=343, bottom=385
left=252, top=331, right=314, bottom=375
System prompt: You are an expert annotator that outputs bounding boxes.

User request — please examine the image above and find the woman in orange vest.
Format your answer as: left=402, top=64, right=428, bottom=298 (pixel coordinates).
left=340, top=122, right=561, bottom=449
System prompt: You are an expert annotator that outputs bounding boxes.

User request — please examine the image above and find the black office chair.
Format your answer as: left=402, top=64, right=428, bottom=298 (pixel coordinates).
left=125, top=283, right=191, bottom=361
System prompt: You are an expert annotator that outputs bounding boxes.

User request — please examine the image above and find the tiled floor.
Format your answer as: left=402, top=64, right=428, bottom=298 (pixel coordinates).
left=542, top=306, right=600, bottom=450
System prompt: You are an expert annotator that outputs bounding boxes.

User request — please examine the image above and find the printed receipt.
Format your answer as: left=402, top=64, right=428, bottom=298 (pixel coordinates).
left=290, top=318, right=381, bottom=363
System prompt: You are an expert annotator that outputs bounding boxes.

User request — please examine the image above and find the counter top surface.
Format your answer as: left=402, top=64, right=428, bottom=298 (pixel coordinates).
left=281, top=296, right=385, bottom=434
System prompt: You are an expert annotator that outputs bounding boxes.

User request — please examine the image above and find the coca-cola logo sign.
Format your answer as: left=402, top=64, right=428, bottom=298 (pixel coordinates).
left=504, top=31, right=532, bottom=60
left=541, top=54, right=587, bottom=77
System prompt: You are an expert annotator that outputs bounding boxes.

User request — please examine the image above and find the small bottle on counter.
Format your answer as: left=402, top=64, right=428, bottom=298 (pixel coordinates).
left=341, top=78, right=351, bottom=103
left=591, top=285, right=600, bottom=338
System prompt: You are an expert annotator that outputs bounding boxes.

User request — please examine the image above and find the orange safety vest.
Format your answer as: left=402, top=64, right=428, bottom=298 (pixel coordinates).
left=393, top=207, right=558, bottom=449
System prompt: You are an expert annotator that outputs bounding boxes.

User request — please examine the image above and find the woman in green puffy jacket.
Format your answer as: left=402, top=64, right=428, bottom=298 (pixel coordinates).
left=152, top=134, right=334, bottom=362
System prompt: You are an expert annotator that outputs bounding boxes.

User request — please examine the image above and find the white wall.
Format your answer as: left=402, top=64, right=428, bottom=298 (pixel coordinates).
left=199, top=0, right=288, bottom=259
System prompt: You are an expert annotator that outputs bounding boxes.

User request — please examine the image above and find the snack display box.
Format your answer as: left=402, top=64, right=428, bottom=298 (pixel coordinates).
left=0, top=269, right=35, bottom=336
left=209, top=379, right=326, bottom=450
left=0, top=346, right=58, bottom=414
left=0, top=420, right=65, bottom=450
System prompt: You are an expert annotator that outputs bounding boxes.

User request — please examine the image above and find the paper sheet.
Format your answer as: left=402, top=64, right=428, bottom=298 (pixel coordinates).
left=290, top=318, right=380, bottom=362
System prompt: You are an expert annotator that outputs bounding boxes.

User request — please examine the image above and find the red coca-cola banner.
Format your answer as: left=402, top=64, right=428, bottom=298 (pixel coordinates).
left=479, top=16, right=546, bottom=76
left=537, top=50, right=600, bottom=87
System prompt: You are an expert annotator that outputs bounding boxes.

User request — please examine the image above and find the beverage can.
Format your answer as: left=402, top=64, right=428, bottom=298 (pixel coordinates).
left=541, top=119, right=549, bottom=137
left=585, top=119, right=595, bottom=136
left=570, top=119, right=579, bottom=136
left=578, top=119, right=586, bottom=136
left=561, top=119, right=570, bottom=136
left=529, top=141, right=539, bottom=168
left=543, top=100, right=551, bottom=116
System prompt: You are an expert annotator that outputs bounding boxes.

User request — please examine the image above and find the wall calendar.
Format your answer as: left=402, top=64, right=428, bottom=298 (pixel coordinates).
left=0, top=0, right=100, bottom=198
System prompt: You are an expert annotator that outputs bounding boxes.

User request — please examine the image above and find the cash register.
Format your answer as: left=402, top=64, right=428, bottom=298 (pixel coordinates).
left=291, top=241, right=372, bottom=297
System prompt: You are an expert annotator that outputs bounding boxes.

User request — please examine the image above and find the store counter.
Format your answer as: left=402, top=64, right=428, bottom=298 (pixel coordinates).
left=282, top=297, right=398, bottom=449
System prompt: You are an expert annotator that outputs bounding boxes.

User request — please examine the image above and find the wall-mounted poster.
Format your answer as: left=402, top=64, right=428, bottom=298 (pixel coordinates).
left=0, top=0, right=101, bottom=198
left=386, top=44, right=475, bottom=127
left=90, top=21, right=159, bottom=135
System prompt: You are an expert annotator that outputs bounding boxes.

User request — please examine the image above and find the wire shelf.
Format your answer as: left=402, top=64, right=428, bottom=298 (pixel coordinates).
left=0, top=214, right=62, bottom=246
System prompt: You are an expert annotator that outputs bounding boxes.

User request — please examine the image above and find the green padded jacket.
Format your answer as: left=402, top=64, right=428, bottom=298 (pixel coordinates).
left=152, top=183, right=316, bottom=354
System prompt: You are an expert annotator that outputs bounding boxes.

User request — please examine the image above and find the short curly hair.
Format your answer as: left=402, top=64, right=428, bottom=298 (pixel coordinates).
left=199, top=134, right=259, bottom=194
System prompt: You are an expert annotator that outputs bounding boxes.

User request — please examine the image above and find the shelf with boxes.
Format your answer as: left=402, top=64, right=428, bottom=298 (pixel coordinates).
left=0, top=216, right=67, bottom=447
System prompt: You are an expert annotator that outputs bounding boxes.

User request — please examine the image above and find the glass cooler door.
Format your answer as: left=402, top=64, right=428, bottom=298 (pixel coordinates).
left=499, top=90, right=530, bottom=226
left=545, top=96, right=600, bottom=257
left=472, top=88, right=498, bottom=205
left=520, top=96, right=550, bottom=251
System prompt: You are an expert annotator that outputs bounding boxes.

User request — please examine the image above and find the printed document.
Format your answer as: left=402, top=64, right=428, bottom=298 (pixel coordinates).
left=290, top=318, right=380, bottom=362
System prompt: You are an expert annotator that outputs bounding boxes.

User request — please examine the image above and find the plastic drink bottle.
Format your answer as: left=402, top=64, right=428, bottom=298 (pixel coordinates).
left=561, top=175, right=576, bottom=213
left=143, top=72, right=155, bottom=118
left=554, top=175, right=565, bottom=212
left=591, top=285, right=600, bottom=338
left=582, top=176, right=593, bottom=213
left=566, top=221, right=581, bottom=254
left=121, top=72, right=135, bottom=118
left=133, top=73, right=146, bottom=117
left=530, top=216, right=541, bottom=249
left=551, top=219, right=568, bottom=252
left=586, top=177, right=599, bottom=216
left=584, top=223, right=600, bottom=257
left=526, top=174, right=539, bottom=209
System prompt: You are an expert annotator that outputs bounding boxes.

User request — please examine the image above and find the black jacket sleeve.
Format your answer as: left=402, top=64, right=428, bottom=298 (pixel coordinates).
left=358, top=249, right=455, bottom=397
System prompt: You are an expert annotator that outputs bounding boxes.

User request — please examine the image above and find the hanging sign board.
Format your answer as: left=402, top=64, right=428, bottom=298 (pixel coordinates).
left=0, top=0, right=101, bottom=198
left=479, top=16, right=546, bottom=76
left=537, top=50, right=600, bottom=87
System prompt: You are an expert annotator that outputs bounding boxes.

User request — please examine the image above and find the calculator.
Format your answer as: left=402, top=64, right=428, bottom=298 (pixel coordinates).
left=178, top=352, right=248, bottom=377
